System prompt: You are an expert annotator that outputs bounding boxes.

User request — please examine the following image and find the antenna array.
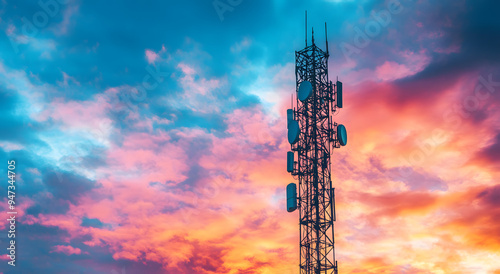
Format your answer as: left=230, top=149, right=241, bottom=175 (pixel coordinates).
left=286, top=14, right=347, bottom=274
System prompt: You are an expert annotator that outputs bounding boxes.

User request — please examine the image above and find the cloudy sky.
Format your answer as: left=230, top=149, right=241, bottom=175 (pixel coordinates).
left=1, top=0, right=500, bottom=273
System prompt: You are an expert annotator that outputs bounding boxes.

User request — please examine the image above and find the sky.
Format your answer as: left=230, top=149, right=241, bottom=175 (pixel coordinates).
left=0, top=0, right=500, bottom=273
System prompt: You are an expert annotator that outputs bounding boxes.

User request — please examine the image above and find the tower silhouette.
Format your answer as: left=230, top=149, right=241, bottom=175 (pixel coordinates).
left=286, top=15, right=347, bottom=274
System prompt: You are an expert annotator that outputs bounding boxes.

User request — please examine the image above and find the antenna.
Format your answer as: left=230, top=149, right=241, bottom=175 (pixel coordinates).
left=312, top=27, right=315, bottom=45
left=325, top=22, right=329, bottom=55
left=298, top=80, right=313, bottom=101
left=305, top=11, right=307, bottom=47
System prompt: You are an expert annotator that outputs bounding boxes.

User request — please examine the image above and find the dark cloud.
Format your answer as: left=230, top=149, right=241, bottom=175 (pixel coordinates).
left=477, top=184, right=500, bottom=207
left=0, top=88, right=44, bottom=145
left=81, top=217, right=105, bottom=228
left=475, top=132, right=500, bottom=165
left=43, top=170, right=100, bottom=204
left=393, top=0, right=500, bottom=102
left=5, top=224, right=70, bottom=273
left=388, top=166, right=448, bottom=191
left=26, top=199, right=70, bottom=216
left=365, top=156, right=448, bottom=191
left=25, top=169, right=101, bottom=216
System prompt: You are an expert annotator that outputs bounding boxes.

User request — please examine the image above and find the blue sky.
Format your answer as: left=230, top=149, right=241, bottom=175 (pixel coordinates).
left=1, top=0, right=500, bottom=273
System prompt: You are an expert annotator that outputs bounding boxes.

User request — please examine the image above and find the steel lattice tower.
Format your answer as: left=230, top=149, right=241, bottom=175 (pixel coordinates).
left=286, top=21, right=346, bottom=274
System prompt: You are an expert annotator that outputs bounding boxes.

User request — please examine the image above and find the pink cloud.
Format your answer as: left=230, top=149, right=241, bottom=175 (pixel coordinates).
left=54, top=5, right=79, bottom=35
left=0, top=197, right=35, bottom=230
left=38, top=97, right=109, bottom=126
left=50, top=245, right=82, bottom=255
left=177, top=63, right=220, bottom=96
left=177, top=63, right=196, bottom=75
left=57, top=72, right=81, bottom=87
left=26, top=168, right=41, bottom=176
left=145, top=46, right=167, bottom=64
left=0, top=142, right=24, bottom=152
left=375, top=61, right=413, bottom=81
left=145, top=49, right=159, bottom=64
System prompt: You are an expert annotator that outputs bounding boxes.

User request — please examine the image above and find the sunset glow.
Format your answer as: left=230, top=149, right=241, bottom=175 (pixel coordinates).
left=1, top=0, right=500, bottom=273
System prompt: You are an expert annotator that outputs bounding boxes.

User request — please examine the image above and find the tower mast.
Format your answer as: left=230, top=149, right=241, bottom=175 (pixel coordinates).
left=286, top=16, right=347, bottom=274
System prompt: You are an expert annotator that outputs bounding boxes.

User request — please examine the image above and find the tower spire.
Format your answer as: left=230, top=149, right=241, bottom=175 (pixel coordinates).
left=312, top=27, right=315, bottom=45
left=325, top=22, right=329, bottom=55
left=305, top=10, right=308, bottom=47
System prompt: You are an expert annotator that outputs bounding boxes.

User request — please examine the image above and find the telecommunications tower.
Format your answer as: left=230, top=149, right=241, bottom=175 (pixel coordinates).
left=286, top=13, right=347, bottom=274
